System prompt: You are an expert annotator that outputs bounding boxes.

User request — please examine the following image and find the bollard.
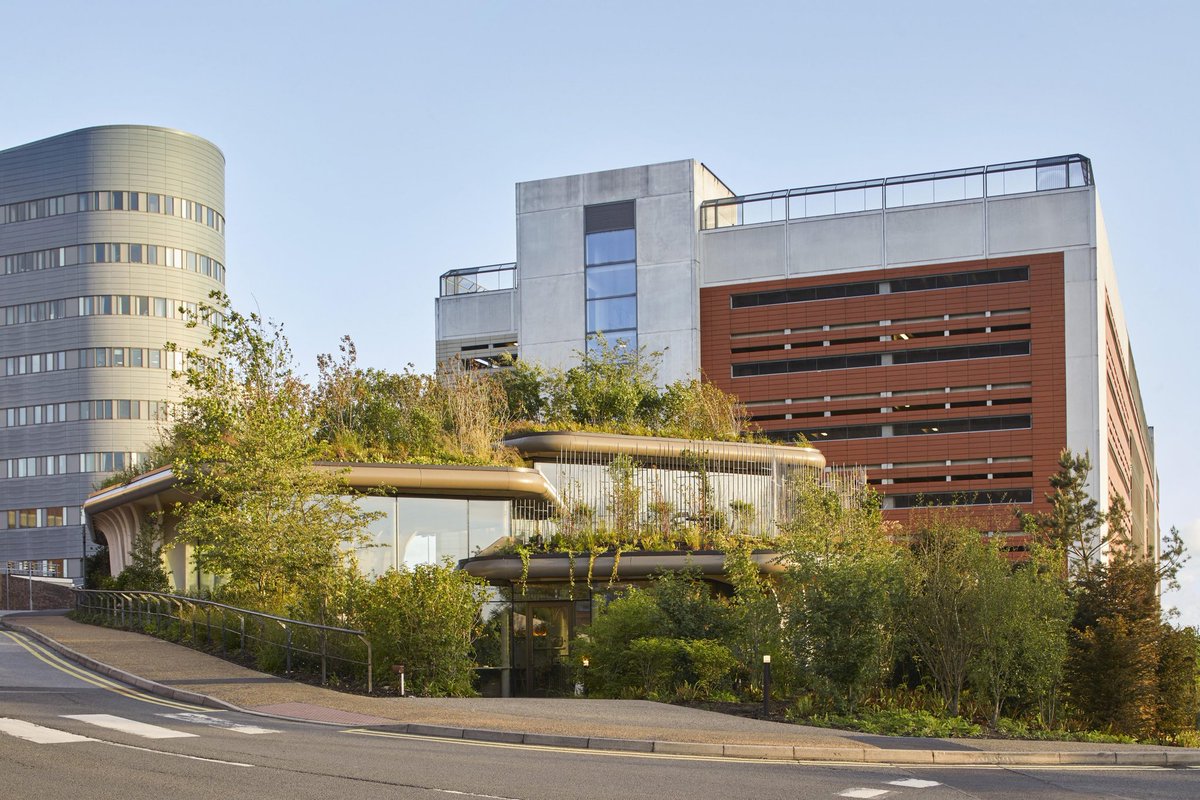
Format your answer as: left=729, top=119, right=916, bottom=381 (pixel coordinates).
left=762, top=654, right=772, bottom=719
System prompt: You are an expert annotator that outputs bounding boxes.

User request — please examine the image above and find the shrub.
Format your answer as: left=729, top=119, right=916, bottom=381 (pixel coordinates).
left=348, top=562, right=488, bottom=696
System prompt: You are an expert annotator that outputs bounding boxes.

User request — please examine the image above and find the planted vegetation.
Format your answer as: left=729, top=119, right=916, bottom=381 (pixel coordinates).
left=93, top=296, right=1198, bottom=740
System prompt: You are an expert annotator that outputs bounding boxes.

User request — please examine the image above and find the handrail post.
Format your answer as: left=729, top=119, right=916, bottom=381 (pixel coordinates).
left=239, top=615, right=246, bottom=658
left=363, top=636, right=373, bottom=693
left=285, top=625, right=293, bottom=673
left=320, top=628, right=327, bottom=685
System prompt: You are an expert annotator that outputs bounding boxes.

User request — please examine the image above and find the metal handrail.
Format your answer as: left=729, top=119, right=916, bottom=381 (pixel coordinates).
left=700, top=154, right=1094, bottom=229
left=72, top=589, right=373, bottom=692
left=439, top=262, right=516, bottom=296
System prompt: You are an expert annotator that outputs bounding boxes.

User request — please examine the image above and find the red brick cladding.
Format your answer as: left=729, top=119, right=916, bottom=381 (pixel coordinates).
left=700, top=253, right=1067, bottom=534
left=1103, top=296, right=1158, bottom=557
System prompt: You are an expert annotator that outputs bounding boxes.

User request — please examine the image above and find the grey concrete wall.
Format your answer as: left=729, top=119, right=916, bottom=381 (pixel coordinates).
left=0, top=126, right=225, bottom=576
left=435, top=289, right=518, bottom=341
left=699, top=185, right=1100, bottom=286
left=515, top=160, right=703, bottom=382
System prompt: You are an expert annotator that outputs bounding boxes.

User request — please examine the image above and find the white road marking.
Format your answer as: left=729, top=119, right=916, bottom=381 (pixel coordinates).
left=839, top=791, right=890, bottom=799
left=62, top=714, right=196, bottom=739
left=0, top=717, right=93, bottom=744
left=158, top=712, right=279, bottom=734
left=889, top=778, right=942, bottom=788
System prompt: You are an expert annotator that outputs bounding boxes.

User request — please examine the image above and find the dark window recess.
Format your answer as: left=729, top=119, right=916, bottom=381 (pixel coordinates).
left=751, top=397, right=1032, bottom=423
left=733, top=340, right=1030, bottom=377
left=873, top=471, right=1034, bottom=486
left=730, top=266, right=1029, bottom=309
left=890, top=489, right=1034, bottom=508
left=585, top=200, right=636, bottom=233
left=890, top=415, right=1031, bottom=436
left=731, top=322, right=1032, bottom=355
left=766, top=413, right=1031, bottom=443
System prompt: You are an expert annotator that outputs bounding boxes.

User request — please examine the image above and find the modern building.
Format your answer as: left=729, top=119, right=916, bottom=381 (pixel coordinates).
left=85, top=430, right=828, bottom=696
left=435, top=156, right=1158, bottom=554
left=0, top=126, right=226, bottom=579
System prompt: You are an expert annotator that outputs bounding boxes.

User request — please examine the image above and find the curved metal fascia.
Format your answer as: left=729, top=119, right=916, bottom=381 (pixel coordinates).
left=315, top=462, right=560, bottom=504
left=502, top=430, right=825, bottom=468
left=82, top=466, right=178, bottom=516
left=460, top=550, right=784, bottom=581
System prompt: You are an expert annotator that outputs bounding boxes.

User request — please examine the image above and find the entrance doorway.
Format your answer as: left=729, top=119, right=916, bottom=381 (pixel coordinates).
left=511, top=601, right=573, bottom=696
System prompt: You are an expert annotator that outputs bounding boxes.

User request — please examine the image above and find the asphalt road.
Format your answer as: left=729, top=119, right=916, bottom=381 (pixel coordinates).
left=1, top=629, right=1197, bottom=800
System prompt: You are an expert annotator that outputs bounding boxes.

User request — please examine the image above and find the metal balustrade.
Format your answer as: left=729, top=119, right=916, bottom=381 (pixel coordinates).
left=701, top=154, right=1093, bottom=230
left=72, top=589, right=372, bottom=692
left=439, top=262, right=516, bottom=296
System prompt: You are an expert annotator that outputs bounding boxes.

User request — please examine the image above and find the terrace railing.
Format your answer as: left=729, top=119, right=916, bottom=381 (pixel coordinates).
left=701, top=154, right=1093, bottom=229
left=73, top=589, right=372, bottom=692
left=439, top=262, right=516, bottom=296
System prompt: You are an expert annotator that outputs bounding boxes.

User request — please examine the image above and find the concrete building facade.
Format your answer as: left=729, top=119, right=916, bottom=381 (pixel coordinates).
left=0, top=126, right=226, bottom=578
left=435, top=156, right=1158, bottom=553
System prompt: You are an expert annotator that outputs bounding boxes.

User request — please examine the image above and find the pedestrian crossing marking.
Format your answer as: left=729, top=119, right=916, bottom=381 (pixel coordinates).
left=0, top=717, right=93, bottom=744
left=839, top=791, right=890, bottom=799
left=159, top=712, right=279, bottom=734
left=889, top=779, right=942, bottom=788
left=62, top=713, right=196, bottom=739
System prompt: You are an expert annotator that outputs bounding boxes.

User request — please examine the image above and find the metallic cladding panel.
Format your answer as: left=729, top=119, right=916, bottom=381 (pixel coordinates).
left=0, top=126, right=225, bottom=573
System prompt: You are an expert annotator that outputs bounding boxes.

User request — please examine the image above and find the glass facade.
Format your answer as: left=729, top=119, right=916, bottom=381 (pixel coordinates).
left=584, top=202, right=637, bottom=353
left=351, top=496, right=511, bottom=578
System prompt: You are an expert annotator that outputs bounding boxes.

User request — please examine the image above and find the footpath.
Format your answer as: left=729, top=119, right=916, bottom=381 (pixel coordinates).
left=4, top=610, right=1199, bottom=767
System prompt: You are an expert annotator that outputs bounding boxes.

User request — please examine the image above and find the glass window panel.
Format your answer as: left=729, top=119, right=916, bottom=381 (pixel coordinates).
left=587, top=329, right=637, bottom=354
left=399, top=498, right=469, bottom=567
left=585, top=228, right=635, bottom=266
left=585, top=262, right=636, bottom=299
left=467, top=500, right=510, bottom=556
left=587, top=296, right=637, bottom=333
left=1068, top=161, right=1086, bottom=187
left=1036, top=164, right=1067, bottom=191
left=354, top=496, right=399, bottom=577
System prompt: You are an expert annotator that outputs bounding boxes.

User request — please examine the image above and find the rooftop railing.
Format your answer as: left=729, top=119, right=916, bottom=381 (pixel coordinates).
left=439, top=262, right=516, bottom=297
left=700, top=154, right=1093, bottom=230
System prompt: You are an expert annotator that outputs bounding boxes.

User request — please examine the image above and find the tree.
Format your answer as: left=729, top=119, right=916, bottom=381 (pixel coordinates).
left=164, top=294, right=376, bottom=614
left=968, top=551, right=1071, bottom=727
left=1018, top=450, right=1118, bottom=580
left=111, top=517, right=171, bottom=592
left=779, top=474, right=900, bottom=713
left=348, top=562, right=489, bottom=697
left=900, top=514, right=991, bottom=718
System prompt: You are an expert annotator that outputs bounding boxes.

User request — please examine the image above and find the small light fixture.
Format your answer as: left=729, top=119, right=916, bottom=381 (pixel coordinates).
left=762, top=654, right=771, bottom=664
left=582, top=657, right=590, bottom=668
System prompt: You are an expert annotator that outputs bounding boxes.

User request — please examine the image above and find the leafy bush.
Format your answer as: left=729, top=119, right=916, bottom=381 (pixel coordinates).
left=578, top=573, right=740, bottom=700
left=348, top=562, right=488, bottom=697
left=797, top=706, right=982, bottom=738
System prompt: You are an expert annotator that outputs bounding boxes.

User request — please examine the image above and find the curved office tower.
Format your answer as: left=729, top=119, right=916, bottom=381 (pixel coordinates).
left=0, top=126, right=226, bottom=580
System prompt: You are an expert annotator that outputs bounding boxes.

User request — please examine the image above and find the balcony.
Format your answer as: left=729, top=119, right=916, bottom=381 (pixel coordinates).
left=440, top=262, right=516, bottom=296
left=700, top=154, right=1093, bottom=230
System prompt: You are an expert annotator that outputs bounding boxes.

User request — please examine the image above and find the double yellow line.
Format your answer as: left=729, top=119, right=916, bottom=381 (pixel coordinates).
left=1, top=629, right=208, bottom=711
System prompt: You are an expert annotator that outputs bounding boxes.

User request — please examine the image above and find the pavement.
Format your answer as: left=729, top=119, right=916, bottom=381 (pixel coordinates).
left=4, top=609, right=1199, bottom=767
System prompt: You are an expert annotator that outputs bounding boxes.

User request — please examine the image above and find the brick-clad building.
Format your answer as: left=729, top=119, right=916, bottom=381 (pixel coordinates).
left=435, top=155, right=1157, bottom=555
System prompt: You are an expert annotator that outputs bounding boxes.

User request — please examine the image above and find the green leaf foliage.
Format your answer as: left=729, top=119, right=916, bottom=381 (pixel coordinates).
left=161, top=294, right=378, bottom=613
left=778, top=473, right=900, bottom=713
left=348, top=562, right=489, bottom=697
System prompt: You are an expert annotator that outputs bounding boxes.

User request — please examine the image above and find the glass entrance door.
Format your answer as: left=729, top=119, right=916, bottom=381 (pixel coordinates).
left=511, top=602, right=571, bottom=696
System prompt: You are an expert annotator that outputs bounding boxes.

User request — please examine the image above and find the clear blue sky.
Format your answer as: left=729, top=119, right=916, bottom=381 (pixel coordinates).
left=5, top=0, right=1198, bottom=620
